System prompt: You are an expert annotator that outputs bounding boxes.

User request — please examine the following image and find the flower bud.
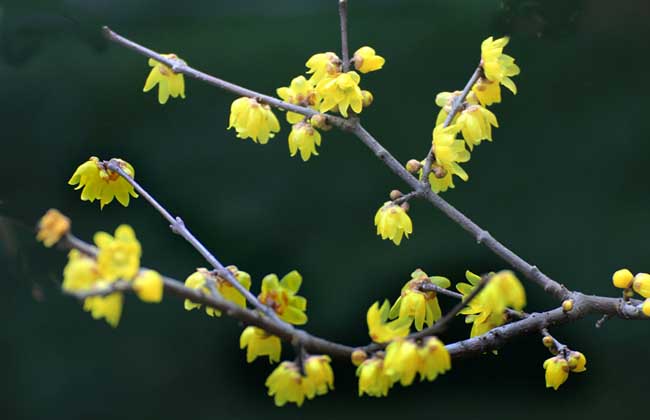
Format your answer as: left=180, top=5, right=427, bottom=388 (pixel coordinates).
left=633, top=273, right=650, bottom=298
left=406, top=159, right=422, bottom=173
left=389, top=190, right=403, bottom=201
left=612, top=268, right=634, bottom=289
left=361, top=90, right=374, bottom=107
left=542, top=336, right=554, bottom=348
left=561, top=299, right=574, bottom=312
left=567, top=351, right=587, bottom=372
left=351, top=349, right=368, bottom=366
left=310, top=114, right=332, bottom=131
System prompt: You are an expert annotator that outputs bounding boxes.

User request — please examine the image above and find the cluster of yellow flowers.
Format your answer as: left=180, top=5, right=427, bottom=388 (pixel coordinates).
left=181, top=268, right=323, bottom=406
left=266, top=355, right=334, bottom=407
left=358, top=269, right=453, bottom=397
left=68, top=157, right=138, bottom=209
left=356, top=336, right=451, bottom=398
left=228, top=46, right=384, bottom=161
left=543, top=349, right=587, bottom=390
left=456, top=270, right=526, bottom=337
left=418, top=36, right=520, bottom=194
left=49, top=222, right=163, bottom=327
left=612, top=268, right=650, bottom=316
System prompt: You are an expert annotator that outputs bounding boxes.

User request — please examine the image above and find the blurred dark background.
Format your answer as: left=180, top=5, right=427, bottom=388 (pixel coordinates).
left=2, top=0, right=649, bottom=418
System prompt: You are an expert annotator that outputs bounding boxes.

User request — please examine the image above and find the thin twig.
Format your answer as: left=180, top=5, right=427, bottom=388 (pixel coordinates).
left=392, top=190, right=421, bottom=205
left=105, top=159, right=283, bottom=323
left=541, top=328, right=567, bottom=355
left=421, top=65, right=482, bottom=186
left=338, top=0, right=350, bottom=71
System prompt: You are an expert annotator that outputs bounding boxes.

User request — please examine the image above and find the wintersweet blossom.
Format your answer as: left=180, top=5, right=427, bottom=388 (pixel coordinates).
left=36, top=209, right=70, bottom=247
left=305, top=52, right=341, bottom=83
left=612, top=268, right=634, bottom=289
left=366, top=300, right=411, bottom=343
left=353, top=46, right=385, bottom=73
left=543, top=351, right=586, bottom=390
left=457, top=270, right=526, bottom=337
left=383, top=337, right=451, bottom=387
left=62, top=250, right=98, bottom=292
left=633, top=273, right=650, bottom=298
left=239, top=326, right=282, bottom=363
left=356, top=357, right=393, bottom=397
left=288, top=122, right=322, bottom=161
left=426, top=124, right=470, bottom=193
left=374, top=201, right=413, bottom=246
left=303, top=355, right=335, bottom=398
left=83, top=286, right=124, bottom=328
left=68, top=157, right=138, bottom=209
left=142, top=54, right=186, bottom=104
left=316, top=71, right=364, bottom=117
left=481, top=36, right=520, bottom=95
left=276, top=75, right=319, bottom=124
left=228, top=97, right=280, bottom=144
left=472, top=77, right=502, bottom=106
left=389, top=269, right=451, bottom=331
left=94, top=224, right=142, bottom=282
left=265, top=362, right=307, bottom=407
left=258, top=271, right=308, bottom=325
left=183, top=267, right=251, bottom=317
left=543, top=356, right=569, bottom=390
left=133, top=269, right=164, bottom=303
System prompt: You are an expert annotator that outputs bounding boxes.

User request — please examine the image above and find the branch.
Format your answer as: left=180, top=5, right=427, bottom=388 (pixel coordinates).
left=101, top=26, right=350, bottom=129
left=59, top=233, right=355, bottom=359
left=338, top=0, right=350, bottom=71
left=104, top=159, right=282, bottom=323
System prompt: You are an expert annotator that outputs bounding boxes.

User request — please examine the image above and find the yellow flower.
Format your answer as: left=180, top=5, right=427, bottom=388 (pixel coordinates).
left=457, top=270, right=526, bottom=337
left=389, top=269, right=451, bottom=331
left=481, top=36, right=520, bottom=95
left=384, top=339, right=419, bottom=386
left=83, top=285, right=124, bottom=328
left=612, top=268, right=634, bottom=289
left=471, top=77, right=502, bottom=106
left=305, top=52, right=341, bottom=83
left=228, top=97, right=280, bottom=144
left=37, top=209, right=71, bottom=247
left=133, top=269, right=164, bottom=303
left=426, top=124, right=470, bottom=193
left=183, top=267, right=251, bottom=317
left=417, top=336, right=451, bottom=381
left=543, top=356, right=569, bottom=390
left=374, top=201, right=413, bottom=246
left=434, top=90, right=464, bottom=126
left=367, top=300, right=411, bottom=343
left=143, top=54, right=186, bottom=104
left=353, top=46, right=385, bottom=73
left=316, top=71, right=363, bottom=118
left=68, top=157, right=138, bottom=209
left=288, top=122, right=322, bottom=161
left=356, top=357, right=393, bottom=397
left=276, top=75, right=319, bottom=124
left=258, top=271, right=307, bottom=325
left=456, top=105, right=498, bottom=150
left=239, top=326, right=282, bottom=363
left=62, top=250, right=99, bottom=292
left=94, top=224, right=141, bottom=282
left=567, top=351, right=587, bottom=373
left=303, top=355, right=335, bottom=398
left=265, top=361, right=308, bottom=407
left=633, top=273, right=650, bottom=298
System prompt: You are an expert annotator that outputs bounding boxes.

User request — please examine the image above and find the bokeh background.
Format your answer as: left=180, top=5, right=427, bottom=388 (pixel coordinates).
left=2, top=0, right=649, bottom=418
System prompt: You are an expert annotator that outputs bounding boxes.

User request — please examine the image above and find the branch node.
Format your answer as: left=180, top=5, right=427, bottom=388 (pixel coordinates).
left=476, top=230, right=489, bottom=244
